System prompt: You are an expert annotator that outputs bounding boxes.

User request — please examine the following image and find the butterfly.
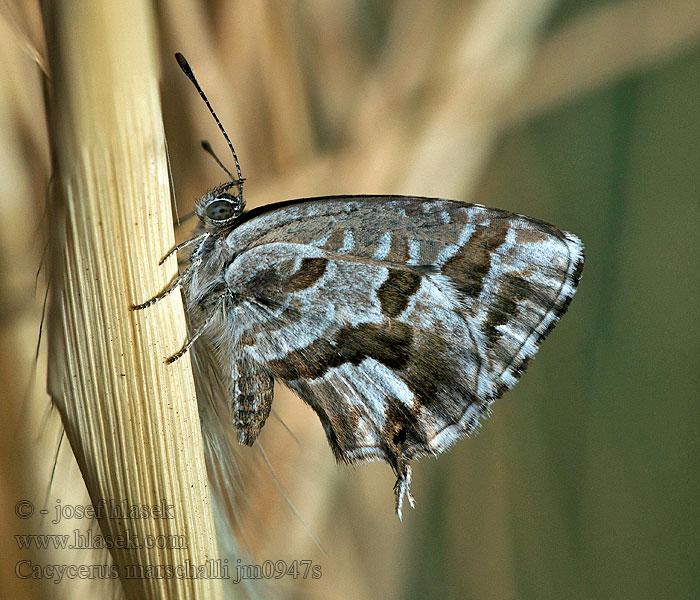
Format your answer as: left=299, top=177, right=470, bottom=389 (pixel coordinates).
left=134, top=54, right=585, bottom=520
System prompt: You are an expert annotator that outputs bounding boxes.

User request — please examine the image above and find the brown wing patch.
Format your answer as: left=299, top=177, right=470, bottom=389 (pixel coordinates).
left=268, top=322, right=413, bottom=381
left=385, top=237, right=411, bottom=263
left=442, top=225, right=508, bottom=298
left=282, top=257, right=328, bottom=293
left=482, top=274, right=535, bottom=345
left=377, top=269, right=422, bottom=317
left=322, top=228, right=346, bottom=251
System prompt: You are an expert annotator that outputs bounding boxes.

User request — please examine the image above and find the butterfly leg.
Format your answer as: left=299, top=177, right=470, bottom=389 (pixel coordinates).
left=132, top=270, right=188, bottom=310
left=131, top=234, right=209, bottom=310
left=157, top=232, right=207, bottom=266
left=165, top=290, right=229, bottom=364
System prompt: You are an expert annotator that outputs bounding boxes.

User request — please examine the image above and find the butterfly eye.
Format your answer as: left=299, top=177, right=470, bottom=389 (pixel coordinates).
left=205, top=194, right=238, bottom=221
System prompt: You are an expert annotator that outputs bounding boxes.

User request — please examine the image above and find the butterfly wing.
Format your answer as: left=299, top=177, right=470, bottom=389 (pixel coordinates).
left=207, top=196, right=584, bottom=514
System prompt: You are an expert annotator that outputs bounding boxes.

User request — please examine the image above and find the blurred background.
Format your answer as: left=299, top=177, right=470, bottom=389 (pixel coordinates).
left=1, top=0, right=699, bottom=598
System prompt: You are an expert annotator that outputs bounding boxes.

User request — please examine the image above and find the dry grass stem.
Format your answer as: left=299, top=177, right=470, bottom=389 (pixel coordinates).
left=41, top=1, right=223, bottom=598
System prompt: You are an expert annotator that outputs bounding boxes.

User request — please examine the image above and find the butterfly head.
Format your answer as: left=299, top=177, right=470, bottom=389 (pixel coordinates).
left=196, top=182, right=245, bottom=231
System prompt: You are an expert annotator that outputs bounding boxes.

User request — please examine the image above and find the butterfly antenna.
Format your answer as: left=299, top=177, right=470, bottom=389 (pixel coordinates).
left=174, top=53, right=243, bottom=187
left=201, top=139, right=237, bottom=181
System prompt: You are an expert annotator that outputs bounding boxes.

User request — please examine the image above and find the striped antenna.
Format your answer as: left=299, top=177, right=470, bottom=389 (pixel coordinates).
left=175, top=53, right=243, bottom=186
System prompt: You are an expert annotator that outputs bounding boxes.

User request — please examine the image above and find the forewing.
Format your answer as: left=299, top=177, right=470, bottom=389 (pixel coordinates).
left=228, top=195, right=584, bottom=397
